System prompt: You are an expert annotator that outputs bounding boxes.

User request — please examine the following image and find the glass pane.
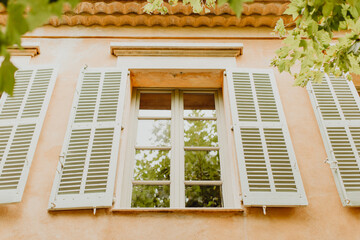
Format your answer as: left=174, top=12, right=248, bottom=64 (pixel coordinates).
left=185, top=150, right=220, bottom=181
left=184, top=93, right=216, bottom=117
left=136, top=120, right=171, bottom=146
left=185, top=185, right=222, bottom=207
left=184, top=120, right=218, bottom=147
left=134, top=150, right=170, bottom=181
left=139, top=93, right=171, bottom=117
left=132, top=185, right=170, bottom=208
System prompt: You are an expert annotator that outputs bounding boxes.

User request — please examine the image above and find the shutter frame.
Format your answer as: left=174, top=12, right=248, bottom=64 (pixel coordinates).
left=227, top=68, right=307, bottom=207
left=307, top=74, right=360, bottom=206
left=48, top=68, right=128, bottom=210
left=0, top=66, right=58, bottom=204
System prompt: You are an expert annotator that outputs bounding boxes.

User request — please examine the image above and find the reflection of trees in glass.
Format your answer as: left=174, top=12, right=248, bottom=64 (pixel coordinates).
left=184, top=110, right=218, bottom=147
left=131, top=110, right=222, bottom=208
left=134, top=150, right=170, bottom=181
left=184, top=110, right=222, bottom=207
left=131, top=185, right=170, bottom=208
left=185, top=186, right=222, bottom=207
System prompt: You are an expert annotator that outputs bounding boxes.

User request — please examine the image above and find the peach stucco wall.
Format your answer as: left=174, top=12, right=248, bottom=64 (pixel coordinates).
left=1, top=26, right=360, bottom=240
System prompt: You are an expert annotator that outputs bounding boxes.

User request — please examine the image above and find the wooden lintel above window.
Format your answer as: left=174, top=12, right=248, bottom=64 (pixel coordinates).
left=111, top=42, right=243, bottom=57
left=7, top=42, right=40, bottom=57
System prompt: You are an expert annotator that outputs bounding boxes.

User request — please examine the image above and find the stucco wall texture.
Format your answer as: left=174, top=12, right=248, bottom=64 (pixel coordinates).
left=1, top=26, right=360, bottom=240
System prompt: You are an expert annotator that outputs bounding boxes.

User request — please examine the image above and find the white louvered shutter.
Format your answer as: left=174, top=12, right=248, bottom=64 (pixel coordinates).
left=227, top=68, right=307, bottom=206
left=307, top=74, right=360, bottom=206
left=48, top=68, right=127, bottom=210
left=0, top=67, right=58, bottom=204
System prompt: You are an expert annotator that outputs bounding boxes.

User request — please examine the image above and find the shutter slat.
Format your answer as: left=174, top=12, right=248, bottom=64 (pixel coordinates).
left=0, top=67, right=57, bottom=204
left=227, top=68, right=307, bottom=206
left=307, top=74, right=360, bottom=206
left=49, top=68, right=127, bottom=210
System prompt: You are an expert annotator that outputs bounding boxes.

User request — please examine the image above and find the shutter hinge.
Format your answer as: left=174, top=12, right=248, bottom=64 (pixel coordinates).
left=293, top=162, right=298, bottom=169
left=121, top=126, right=124, bottom=130
left=59, top=155, right=65, bottom=169
left=50, top=202, right=56, bottom=209
left=223, top=72, right=227, bottom=77
left=344, top=199, right=351, bottom=205
left=127, top=71, right=130, bottom=76
left=84, top=64, right=88, bottom=70
left=93, top=207, right=97, bottom=215
left=325, top=158, right=338, bottom=170
left=231, top=126, right=234, bottom=131
left=262, top=206, right=267, bottom=215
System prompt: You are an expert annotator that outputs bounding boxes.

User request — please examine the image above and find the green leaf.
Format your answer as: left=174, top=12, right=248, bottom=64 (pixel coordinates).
left=322, top=2, right=334, bottom=17
left=5, top=3, right=29, bottom=46
left=0, top=54, right=17, bottom=96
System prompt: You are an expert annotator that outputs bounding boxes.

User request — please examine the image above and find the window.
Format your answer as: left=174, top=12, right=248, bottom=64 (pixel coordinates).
left=49, top=67, right=307, bottom=210
left=124, top=89, right=231, bottom=208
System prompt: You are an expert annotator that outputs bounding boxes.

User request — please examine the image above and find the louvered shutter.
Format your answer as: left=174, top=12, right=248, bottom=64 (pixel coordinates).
left=226, top=68, right=307, bottom=206
left=48, top=68, right=128, bottom=210
left=0, top=67, right=58, bottom=204
left=307, top=74, right=360, bottom=206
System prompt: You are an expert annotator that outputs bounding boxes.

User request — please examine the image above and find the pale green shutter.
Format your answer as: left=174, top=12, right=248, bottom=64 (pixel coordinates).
left=48, top=68, right=127, bottom=210
left=227, top=68, right=307, bottom=206
left=0, top=67, right=58, bottom=204
left=307, top=74, right=360, bottom=206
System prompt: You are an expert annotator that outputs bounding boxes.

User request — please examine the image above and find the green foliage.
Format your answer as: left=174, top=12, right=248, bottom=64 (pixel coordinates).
left=0, top=0, right=80, bottom=95
left=144, top=0, right=252, bottom=16
left=146, top=0, right=360, bottom=86
left=271, top=0, right=360, bottom=86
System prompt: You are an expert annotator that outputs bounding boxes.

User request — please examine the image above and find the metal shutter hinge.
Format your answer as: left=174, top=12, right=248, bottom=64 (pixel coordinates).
left=223, top=72, right=227, bottom=77
left=59, top=155, right=65, bottom=169
left=231, top=126, right=234, bottom=131
left=262, top=206, right=267, bottom=215
left=93, top=207, right=97, bottom=215
left=325, top=158, right=338, bottom=170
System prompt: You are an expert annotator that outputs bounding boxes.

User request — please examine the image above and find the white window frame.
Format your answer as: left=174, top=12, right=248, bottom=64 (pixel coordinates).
left=118, top=88, right=237, bottom=209
left=112, top=43, right=242, bottom=209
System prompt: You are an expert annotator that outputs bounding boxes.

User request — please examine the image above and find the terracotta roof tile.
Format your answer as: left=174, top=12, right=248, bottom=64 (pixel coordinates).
left=0, top=1, right=293, bottom=28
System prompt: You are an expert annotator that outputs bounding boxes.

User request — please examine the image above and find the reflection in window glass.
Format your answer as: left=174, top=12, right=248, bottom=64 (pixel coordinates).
left=184, top=93, right=216, bottom=117
left=132, top=185, right=170, bottom=208
left=184, top=120, right=218, bottom=147
left=139, top=93, right=171, bottom=117
left=185, top=185, right=222, bottom=207
left=134, top=150, right=170, bottom=181
left=136, top=120, right=171, bottom=146
left=185, top=150, right=220, bottom=181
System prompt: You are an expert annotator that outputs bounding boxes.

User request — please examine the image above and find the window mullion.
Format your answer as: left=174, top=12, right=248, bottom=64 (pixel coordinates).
left=170, top=90, right=178, bottom=207
left=179, top=91, right=186, bottom=208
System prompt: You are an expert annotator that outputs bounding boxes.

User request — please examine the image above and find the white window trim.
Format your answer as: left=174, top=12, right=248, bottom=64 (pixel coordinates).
left=112, top=42, right=241, bottom=69
left=112, top=42, right=242, bottom=210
